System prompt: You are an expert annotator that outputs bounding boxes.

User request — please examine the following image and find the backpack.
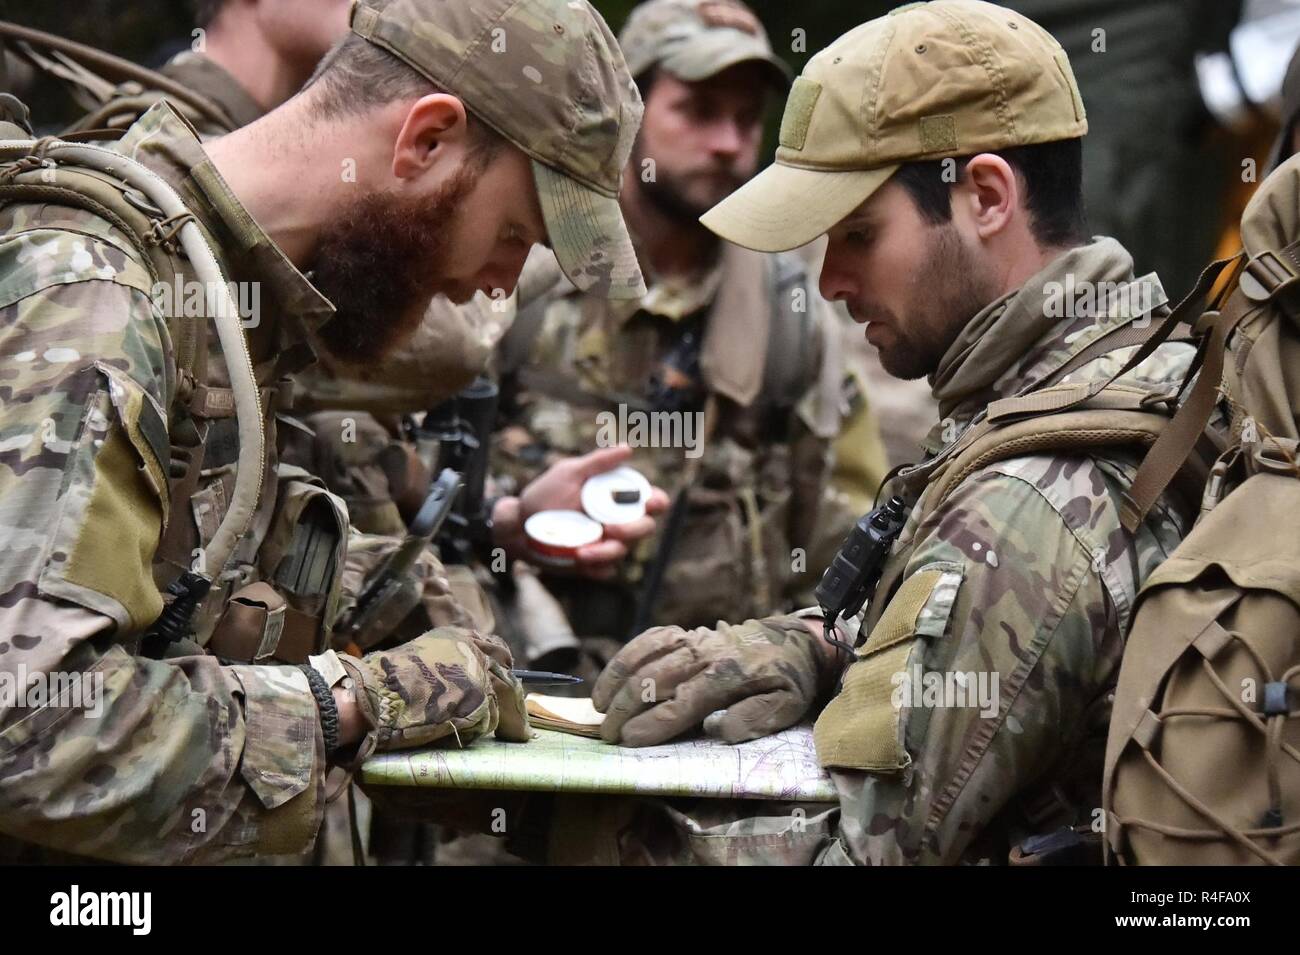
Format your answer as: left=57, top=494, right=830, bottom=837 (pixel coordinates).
left=1101, top=154, right=1300, bottom=866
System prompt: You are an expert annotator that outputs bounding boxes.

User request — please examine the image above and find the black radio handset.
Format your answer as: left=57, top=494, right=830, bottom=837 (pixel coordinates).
left=814, top=495, right=910, bottom=658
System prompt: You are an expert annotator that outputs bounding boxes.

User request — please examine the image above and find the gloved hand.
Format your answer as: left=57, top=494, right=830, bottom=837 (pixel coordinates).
left=340, top=628, right=530, bottom=753
left=592, top=615, right=833, bottom=747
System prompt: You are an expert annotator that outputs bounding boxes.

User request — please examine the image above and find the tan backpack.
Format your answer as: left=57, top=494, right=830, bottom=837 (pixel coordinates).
left=1100, top=155, right=1300, bottom=866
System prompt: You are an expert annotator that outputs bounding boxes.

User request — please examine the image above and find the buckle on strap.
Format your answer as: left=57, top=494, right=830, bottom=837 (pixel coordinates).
left=1240, top=249, right=1300, bottom=303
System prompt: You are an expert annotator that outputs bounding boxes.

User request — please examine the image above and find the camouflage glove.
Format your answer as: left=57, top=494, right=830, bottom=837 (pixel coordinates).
left=340, top=628, right=530, bottom=753
left=592, top=616, right=833, bottom=747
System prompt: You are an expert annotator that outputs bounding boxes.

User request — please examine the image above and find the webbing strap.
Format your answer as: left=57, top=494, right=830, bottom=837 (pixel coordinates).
left=0, top=20, right=232, bottom=130
left=993, top=255, right=1244, bottom=429
left=0, top=179, right=162, bottom=286
left=1120, top=293, right=1254, bottom=532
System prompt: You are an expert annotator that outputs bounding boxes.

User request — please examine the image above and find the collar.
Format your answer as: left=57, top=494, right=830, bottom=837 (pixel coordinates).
left=922, top=237, right=1167, bottom=453
left=580, top=240, right=773, bottom=408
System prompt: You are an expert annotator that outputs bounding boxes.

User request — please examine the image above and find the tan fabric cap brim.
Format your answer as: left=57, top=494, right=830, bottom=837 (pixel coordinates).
left=700, top=162, right=898, bottom=253
left=533, top=159, right=646, bottom=300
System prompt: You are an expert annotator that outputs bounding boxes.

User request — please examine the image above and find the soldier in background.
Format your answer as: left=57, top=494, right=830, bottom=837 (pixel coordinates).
left=492, top=0, right=886, bottom=669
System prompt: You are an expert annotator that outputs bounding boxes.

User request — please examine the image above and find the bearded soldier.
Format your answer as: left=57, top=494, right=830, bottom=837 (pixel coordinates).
left=492, top=0, right=888, bottom=662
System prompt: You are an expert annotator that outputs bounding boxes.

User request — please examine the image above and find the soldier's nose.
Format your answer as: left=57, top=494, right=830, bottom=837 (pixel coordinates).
left=818, top=261, right=856, bottom=306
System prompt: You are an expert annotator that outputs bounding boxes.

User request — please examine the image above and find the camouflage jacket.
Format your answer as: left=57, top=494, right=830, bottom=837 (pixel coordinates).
left=0, top=103, right=339, bottom=863
left=559, top=238, right=1195, bottom=865
left=493, top=241, right=859, bottom=636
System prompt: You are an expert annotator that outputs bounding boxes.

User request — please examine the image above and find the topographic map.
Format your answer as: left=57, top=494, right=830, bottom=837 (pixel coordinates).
left=361, top=725, right=837, bottom=802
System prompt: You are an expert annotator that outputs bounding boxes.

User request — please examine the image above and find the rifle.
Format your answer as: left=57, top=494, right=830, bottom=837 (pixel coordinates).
left=416, top=376, right=499, bottom=565
left=342, top=468, right=463, bottom=641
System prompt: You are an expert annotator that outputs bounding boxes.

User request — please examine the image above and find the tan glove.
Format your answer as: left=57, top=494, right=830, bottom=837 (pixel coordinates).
left=340, top=628, right=530, bottom=753
left=592, top=616, right=833, bottom=747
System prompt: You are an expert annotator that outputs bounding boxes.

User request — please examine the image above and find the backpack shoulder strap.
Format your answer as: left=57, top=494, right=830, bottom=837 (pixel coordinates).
left=0, top=20, right=233, bottom=133
left=0, top=145, right=208, bottom=398
left=1119, top=237, right=1300, bottom=532
left=919, top=385, right=1175, bottom=523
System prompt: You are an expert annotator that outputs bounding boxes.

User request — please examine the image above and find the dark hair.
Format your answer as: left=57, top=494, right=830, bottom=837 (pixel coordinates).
left=892, top=138, right=1087, bottom=249
left=190, top=0, right=225, bottom=28
left=634, top=67, right=659, bottom=103
left=302, top=29, right=504, bottom=158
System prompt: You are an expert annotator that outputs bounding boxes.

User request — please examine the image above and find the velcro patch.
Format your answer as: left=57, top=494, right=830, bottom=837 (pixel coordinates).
left=814, top=564, right=964, bottom=772
left=919, top=114, right=958, bottom=154
left=779, top=78, right=822, bottom=151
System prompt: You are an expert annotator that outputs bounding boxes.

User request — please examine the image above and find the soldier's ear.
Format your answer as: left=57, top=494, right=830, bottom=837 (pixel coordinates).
left=955, top=153, right=1018, bottom=242
left=392, top=93, right=469, bottom=181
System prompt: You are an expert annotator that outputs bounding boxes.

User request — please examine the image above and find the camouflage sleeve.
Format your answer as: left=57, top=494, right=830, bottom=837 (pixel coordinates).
left=0, top=238, right=325, bottom=863
left=816, top=454, right=1172, bottom=865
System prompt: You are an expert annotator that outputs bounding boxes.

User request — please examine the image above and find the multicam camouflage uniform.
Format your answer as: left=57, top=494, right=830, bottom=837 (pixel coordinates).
left=64, top=41, right=501, bottom=636
left=489, top=0, right=887, bottom=645
left=0, top=0, right=648, bottom=862
left=0, top=103, right=484, bottom=862
left=542, top=239, right=1195, bottom=865
left=494, top=239, right=855, bottom=638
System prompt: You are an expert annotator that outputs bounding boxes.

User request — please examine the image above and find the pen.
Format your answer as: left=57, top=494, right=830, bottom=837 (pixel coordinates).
left=511, top=669, right=584, bottom=686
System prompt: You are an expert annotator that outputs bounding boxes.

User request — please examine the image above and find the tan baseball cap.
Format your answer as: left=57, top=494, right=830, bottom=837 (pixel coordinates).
left=349, top=0, right=647, bottom=299
left=619, top=0, right=791, bottom=90
left=700, top=0, right=1088, bottom=253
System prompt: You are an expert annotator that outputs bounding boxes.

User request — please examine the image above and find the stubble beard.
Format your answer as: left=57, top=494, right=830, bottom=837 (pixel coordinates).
left=868, top=224, right=1000, bottom=381
left=634, top=142, right=743, bottom=226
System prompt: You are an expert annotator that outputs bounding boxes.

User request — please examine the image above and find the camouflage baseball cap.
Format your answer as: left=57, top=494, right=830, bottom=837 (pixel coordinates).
left=349, top=0, right=646, bottom=299
left=700, top=0, right=1088, bottom=252
left=619, top=0, right=791, bottom=90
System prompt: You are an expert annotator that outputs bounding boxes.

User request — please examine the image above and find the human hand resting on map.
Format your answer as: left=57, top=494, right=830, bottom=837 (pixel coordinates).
left=591, top=616, right=842, bottom=747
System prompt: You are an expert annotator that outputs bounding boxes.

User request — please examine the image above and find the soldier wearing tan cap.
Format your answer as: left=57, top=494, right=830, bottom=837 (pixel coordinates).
left=492, top=0, right=884, bottom=664
left=577, top=0, right=1197, bottom=865
left=0, top=0, right=648, bottom=863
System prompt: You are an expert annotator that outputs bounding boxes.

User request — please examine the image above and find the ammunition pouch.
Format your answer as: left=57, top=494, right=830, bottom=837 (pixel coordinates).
left=254, top=468, right=349, bottom=653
